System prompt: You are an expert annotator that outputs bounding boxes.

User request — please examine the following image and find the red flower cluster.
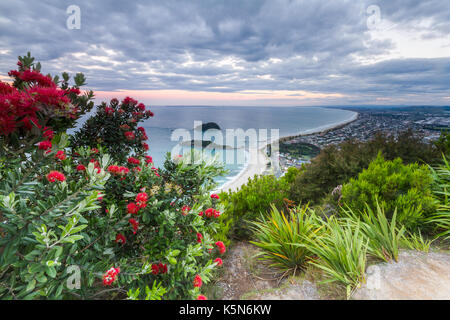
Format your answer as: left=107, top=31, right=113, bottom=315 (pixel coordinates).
left=1, top=67, right=80, bottom=136
left=38, top=140, right=52, bottom=150
left=115, top=234, right=126, bottom=244
left=55, top=150, right=67, bottom=161
left=181, top=205, right=191, bottom=216
left=151, top=262, right=168, bottom=275
left=107, top=165, right=130, bottom=176
left=203, top=208, right=221, bottom=218
left=215, top=241, right=226, bottom=254
left=46, top=170, right=66, bottom=183
left=193, top=274, right=202, bottom=288
left=76, top=164, right=86, bottom=171
left=127, top=202, right=139, bottom=215
left=127, top=157, right=140, bottom=165
left=214, top=258, right=223, bottom=266
left=144, top=155, right=153, bottom=164
left=124, top=131, right=135, bottom=140
left=196, top=232, right=203, bottom=243
left=196, top=295, right=207, bottom=300
left=210, top=194, right=220, bottom=200
left=135, top=192, right=148, bottom=208
left=102, top=267, right=120, bottom=286
left=129, top=218, right=139, bottom=234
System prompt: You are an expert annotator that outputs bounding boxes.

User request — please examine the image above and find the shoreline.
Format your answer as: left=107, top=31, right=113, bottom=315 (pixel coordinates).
left=214, top=110, right=359, bottom=194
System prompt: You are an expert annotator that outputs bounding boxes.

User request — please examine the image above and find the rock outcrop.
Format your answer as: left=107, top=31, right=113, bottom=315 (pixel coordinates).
left=353, top=250, right=450, bottom=300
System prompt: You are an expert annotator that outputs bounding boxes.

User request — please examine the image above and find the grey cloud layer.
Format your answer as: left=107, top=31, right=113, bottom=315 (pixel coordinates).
left=0, top=0, right=449, bottom=104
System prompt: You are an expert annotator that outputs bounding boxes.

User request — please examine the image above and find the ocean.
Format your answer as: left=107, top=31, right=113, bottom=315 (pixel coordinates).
left=137, top=106, right=357, bottom=186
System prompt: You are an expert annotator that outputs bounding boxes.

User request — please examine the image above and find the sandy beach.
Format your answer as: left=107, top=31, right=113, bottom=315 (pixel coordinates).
left=215, top=147, right=269, bottom=194
left=214, top=110, right=359, bottom=194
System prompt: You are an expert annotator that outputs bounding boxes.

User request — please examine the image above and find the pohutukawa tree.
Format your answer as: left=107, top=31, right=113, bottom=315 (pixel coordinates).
left=0, top=53, right=227, bottom=300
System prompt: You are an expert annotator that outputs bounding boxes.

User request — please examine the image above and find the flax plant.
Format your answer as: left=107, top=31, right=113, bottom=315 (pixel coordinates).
left=341, top=202, right=405, bottom=262
left=249, top=204, right=322, bottom=274
left=301, top=217, right=368, bottom=299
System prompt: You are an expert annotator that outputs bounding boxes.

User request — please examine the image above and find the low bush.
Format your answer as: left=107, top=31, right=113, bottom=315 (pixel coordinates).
left=218, top=174, right=291, bottom=240
left=340, top=153, right=437, bottom=231
left=289, top=130, right=449, bottom=205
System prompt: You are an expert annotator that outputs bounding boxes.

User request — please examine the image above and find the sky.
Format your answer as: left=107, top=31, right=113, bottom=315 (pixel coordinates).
left=0, top=0, right=449, bottom=106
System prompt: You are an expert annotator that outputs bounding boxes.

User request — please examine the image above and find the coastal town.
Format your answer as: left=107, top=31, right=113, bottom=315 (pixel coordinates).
left=277, top=106, right=450, bottom=173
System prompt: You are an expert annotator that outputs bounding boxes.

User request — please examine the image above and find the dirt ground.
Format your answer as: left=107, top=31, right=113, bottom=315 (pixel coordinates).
left=208, top=242, right=321, bottom=300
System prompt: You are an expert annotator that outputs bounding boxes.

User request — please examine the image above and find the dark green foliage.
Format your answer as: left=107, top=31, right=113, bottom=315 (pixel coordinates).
left=218, top=174, right=291, bottom=240
left=71, top=99, right=152, bottom=164
left=340, top=154, right=437, bottom=231
left=289, top=130, right=449, bottom=205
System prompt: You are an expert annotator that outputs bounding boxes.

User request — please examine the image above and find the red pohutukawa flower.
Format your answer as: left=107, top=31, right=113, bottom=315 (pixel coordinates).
left=43, top=128, right=54, bottom=140
left=196, top=295, right=207, bottom=300
left=151, top=264, right=159, bottom=275
left=127, top=157, right=140, bottom=165
left=76, top=164, right=86, bottom=171
left=122, top=96, right=138, bottom=105
left=102, top=267, right=120, bottom=286
left=135, top=192, right=148, bottom=208
left=144, top=155, right=153, bottom=164
left=142, top=142, right=149, bottom=151
left=108, top=165, right=130, bottom=176
left=204, top=208, right=221, bottom=218
left=151, top=263, right=168, bottom=275
left=215, top=241, right=226, bottom=254
left=193, top=274, right=202, bottom=288
left=55, top=150, right=67, bottom=161
left=129, top=218, right=139, bottom=234
left=210, top=194, right=219, bottom=200
left=46, top=171, right=66, bottom=183
left=214, top=258, right=223, bottom=266
left=124, top=131, right=135, bottom=140
left=38, top=140, right=52, bottom=150
left=127, top=202, right=139, bottom=215
left=181, top=205, right=191, bottom=216
left=115, top=234, right=126, bottom=244
left=158, top=263, right=168, bottom=274
left=196, top=232, right=203, bottom=243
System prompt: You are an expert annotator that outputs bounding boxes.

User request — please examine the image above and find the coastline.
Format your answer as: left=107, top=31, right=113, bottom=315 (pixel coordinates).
left=214, top=110, right=359, bottom=194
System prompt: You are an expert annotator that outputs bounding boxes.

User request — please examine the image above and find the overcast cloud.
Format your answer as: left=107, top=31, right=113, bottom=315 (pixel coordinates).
left=0, top=0, right=449, bottom=105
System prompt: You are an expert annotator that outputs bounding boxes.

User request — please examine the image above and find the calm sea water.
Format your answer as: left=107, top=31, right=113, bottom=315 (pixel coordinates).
left=139, top=106, right=356, bottom=186
left=71, top=106, right=356, bottom=186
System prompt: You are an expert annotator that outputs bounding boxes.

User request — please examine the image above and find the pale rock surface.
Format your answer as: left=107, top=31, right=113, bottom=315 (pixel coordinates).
left=353, top=250, right=450, bottom=300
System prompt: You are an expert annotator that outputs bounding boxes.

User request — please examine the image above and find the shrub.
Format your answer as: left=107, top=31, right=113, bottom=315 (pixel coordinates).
left=0, top=133, right=110, bottom=299
left=0, top=55, right=228, bottom=300
left=289, top=130, right=449, bottom=205
left=1, top=52, right=94, bottom=149
left=249, top=205, right=321, bottom=274
left=218, top=174, right=291, bottom=240
left=341, top=202, right=405, bottom=262
left=340, top=153, right=437, bottom=231
left=71, top=97, right=153, bottom=164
